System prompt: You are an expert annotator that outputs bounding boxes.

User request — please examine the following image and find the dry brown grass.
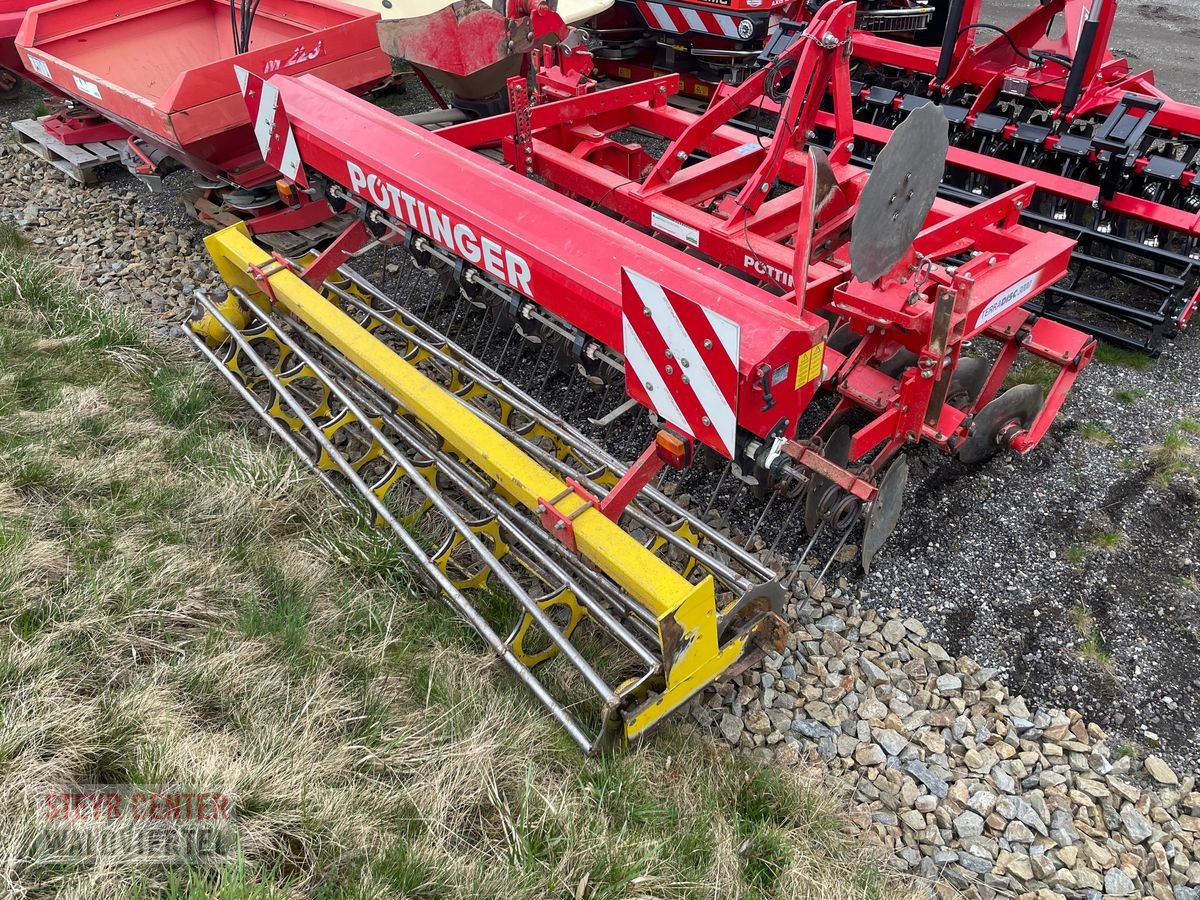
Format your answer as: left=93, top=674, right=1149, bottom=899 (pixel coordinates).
left=0, top=241, right=915, bottom=899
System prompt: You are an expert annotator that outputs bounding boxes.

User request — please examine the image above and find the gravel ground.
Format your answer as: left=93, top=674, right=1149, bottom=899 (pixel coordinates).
left=0, top=0, right=1197, bottom=776
left=861, top=0, right=1200, bottom=775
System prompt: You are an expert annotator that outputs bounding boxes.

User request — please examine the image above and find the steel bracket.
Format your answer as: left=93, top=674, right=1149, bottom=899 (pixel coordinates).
left=537, top=477, right=599, bottom=551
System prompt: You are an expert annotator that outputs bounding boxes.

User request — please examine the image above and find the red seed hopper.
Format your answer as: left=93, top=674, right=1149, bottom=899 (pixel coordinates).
left=14, top=0, right=391, bottom=186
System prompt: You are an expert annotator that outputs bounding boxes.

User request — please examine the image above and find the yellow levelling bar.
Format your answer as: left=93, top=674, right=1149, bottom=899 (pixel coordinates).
left=203, top=224, right=754, bottom=740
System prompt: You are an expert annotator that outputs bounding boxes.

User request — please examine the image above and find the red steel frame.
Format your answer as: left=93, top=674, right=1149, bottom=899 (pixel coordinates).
left=599, top=0, right=1200, bottom=243
left=246, top=2, right=1092, bottom=496
left=849, top=0, right=1200, bottom=239
left=14, top=0, right=390, bottom=185
left=0, top=0, right=40, bottom=91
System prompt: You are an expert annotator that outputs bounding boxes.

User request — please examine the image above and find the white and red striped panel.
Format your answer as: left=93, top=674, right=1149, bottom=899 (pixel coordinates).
left=235, top=67, right=308, bottom=188
left=622, top=269, right=741, bottom=458
left=634, top=1, right=744, bottom=38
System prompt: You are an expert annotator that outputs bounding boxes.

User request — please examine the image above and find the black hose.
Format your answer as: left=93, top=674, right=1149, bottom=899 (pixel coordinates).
left=230, top=0, right=262, bottom=55
left=955, top=22, right=1074, bottom=71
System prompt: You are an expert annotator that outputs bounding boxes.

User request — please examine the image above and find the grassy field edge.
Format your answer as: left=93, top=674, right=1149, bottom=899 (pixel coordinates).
left=0, top=225, right=911, bottom=900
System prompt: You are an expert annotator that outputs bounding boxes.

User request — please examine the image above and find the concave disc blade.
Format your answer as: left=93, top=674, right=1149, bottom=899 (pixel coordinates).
left=850, top=102, right=949, bottom=283
left=862, top=455, right=909, bottom=575
left=957, top=383, right=1043, bottom=465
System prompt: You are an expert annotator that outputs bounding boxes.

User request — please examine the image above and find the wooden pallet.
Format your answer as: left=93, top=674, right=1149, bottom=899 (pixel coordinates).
left=10, top=117, right=124, bottom=184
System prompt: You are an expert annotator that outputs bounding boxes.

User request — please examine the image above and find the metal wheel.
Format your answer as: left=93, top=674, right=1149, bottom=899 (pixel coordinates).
left=946, top=357, right=989, bottom=410
left=957, top=384, right=1043, bottom=465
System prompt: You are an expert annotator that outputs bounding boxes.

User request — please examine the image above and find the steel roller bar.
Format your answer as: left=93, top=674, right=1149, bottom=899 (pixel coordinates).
left=191, top=291, right=599, bottom=749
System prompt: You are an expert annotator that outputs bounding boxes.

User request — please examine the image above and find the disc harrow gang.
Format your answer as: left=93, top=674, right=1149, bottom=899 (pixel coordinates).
left=590, top=0, right=1200, bottom=352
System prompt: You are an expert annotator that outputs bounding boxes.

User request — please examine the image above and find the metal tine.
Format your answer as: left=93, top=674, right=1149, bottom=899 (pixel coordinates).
left=304, top=335, right=663, bottom=664
left=419, top=273, right=443, bottom=319
left=699, top=462, right=732, bottom=519
left=786, top=522, right=825, bottom=589
left=219, top=291, right=625, bottom=721
left=567, top=383, right=590, bottom=421
left=716, top=481, right=748, bottom=530
left=746, top=488, right=781, bottom=546
left=194, top=294, right=599, bottom=751
left=470, top=304, right=502, bottom=356
left=327, top=289, right=769, bottom=594
left=769, top=492, right=807, bottom=555
left=321, top=267, right=778, bottom=584
left=817, top=527, right=853, bottom=583
left=497, top=327, right=519, bottom=373
left=180, top=324, right=356, bottom=509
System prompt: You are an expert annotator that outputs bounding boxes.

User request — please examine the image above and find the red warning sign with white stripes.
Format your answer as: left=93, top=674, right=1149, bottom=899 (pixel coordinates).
left=235, top=67, right=308, bottom=188
left=622, top=269, right=741, bottom=458
left=634, top=1, right=746, bottom=38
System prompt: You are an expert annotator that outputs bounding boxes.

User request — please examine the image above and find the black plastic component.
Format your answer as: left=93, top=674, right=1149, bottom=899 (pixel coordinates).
left=1092, top=93, right=1164, bottom=199
left=971, top=113, right=1008, bottom=136
left=942, top=104, right=969, bottom=126
left=1144, top=155, right=1188, bottom=182
left=757, top=19, right=806, bottom=67
left=1014, top=123, right=1051, bottom=146
left=1055, top=133, right=1092, bottom=157
left=866, top=85, right=899, bottom=107
left=900, top=94, right=933, bottom=113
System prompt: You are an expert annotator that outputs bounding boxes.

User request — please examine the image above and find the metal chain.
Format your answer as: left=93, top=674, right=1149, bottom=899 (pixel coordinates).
left=905, top=255, right=933, bottom=305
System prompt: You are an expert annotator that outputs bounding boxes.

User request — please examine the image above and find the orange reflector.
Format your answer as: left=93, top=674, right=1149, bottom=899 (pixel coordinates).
left=276, top=180, right=299, bottom=207
left=654, top=429, right=691, bottom=469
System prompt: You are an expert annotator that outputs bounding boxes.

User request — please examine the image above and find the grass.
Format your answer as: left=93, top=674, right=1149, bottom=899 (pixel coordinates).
left=0, top=239, right=909, bottom=898
left=1070, top=605, right=1112, bottom=668
left=1149, top=417, right=1200, bottom=487
left=0, top=221, right=26, bottom=252
left=1091, top=530, right=1123, bottom=552
left=1079, top=422, right=1114, bottom=445
left=1064, top=545, right=1086, bottom=564
left=1112, top=387, right=1145, bottom=404
left=1093, top=344, right=1153, bottom=370
left=1002, top=358, right=1059, bottom=394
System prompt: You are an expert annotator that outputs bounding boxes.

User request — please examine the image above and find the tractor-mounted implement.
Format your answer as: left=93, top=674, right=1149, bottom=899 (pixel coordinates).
left=589, top=0, right=1200, bottom=352
left=188, top=1, right=1093, bottom=747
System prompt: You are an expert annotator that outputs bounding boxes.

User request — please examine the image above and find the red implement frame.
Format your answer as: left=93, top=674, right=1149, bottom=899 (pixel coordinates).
left=14, top=0, right=391, bottom=185
left=244, top=2, right=1091, bottom=496
left=0, top=0, right=40, bottom=92
left=849, top=0, right=1200, bottom=239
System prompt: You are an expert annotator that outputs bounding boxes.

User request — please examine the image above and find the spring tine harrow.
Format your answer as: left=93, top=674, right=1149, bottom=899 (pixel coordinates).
left=191, top=224, right=788, bottom=750
left=314, top=264, right=785, bottom=619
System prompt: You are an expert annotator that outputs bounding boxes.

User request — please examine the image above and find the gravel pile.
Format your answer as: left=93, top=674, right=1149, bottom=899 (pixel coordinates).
left=695, top=587, right=1200, bottom=899
left=0, top=125, right=218, bottom=336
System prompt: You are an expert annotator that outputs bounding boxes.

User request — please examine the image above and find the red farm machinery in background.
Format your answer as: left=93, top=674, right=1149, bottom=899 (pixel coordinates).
left=586, top=0, right=1200, bottom=351
left=0, top=0, right=39, bottom=96
left=12, top=0, right=391, bottom=226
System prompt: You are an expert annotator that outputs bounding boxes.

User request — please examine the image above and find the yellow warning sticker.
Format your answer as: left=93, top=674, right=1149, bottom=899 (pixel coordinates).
left=795, top=342, right=825, bottom=389
left=618, top=67, right=632, bottom=79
